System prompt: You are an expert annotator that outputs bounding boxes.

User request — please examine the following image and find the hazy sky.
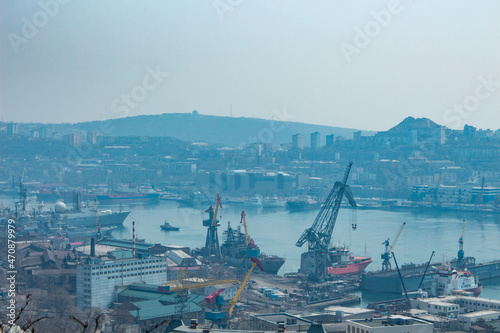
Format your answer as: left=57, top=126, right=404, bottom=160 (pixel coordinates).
left=1, top=0, right=500, bottom=131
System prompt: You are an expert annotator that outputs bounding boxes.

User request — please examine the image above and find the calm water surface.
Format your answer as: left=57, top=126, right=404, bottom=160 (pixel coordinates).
left=106, top=200, right=500, bottom=304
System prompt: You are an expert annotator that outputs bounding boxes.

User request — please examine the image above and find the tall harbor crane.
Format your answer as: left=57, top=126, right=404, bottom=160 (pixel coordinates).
left=240, top=210, right=250, bottom=246
left=203, top=194, right=223, bottom=261
left=457, top=219, right=466, bottom=270
left=381, top=222, right=406, bottom=271
left=296, top=161, right=356, bottom=279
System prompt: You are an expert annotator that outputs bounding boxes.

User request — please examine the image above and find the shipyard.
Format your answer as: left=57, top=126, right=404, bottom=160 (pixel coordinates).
left=2, top=152, right=500, bottom=332
left=2, top=1, right=500, bottom=332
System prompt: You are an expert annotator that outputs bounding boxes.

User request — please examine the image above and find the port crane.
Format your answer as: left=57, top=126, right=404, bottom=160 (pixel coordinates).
left=457, top=219, right=466, bottom=270
left=203, top=194, right=223, bottom=261
left=206, top=257, right=264, bottom=328
left=381, top=222, right=406, bottom=271
left=296, top=161, right=356, bottom=279
left=240, top=211, right=250, bottom=246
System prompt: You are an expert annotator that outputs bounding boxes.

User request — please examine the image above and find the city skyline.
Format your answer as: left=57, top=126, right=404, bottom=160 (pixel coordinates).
left=1, top=1, right=500, bottom=131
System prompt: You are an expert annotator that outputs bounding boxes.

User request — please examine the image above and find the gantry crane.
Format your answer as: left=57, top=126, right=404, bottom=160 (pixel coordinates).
left=206, top=257, right=264, bottom=328
left=381, top=222, right=406, bottom=271
left=457, top=219, right=466, bottom=270
left=296, top=161, right=357, bottom=279
left=203, top=194, right=223, bottom=261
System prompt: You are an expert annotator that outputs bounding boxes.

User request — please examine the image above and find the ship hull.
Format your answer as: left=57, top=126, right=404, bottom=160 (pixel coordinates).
left=361, top=260, right=500, bottom=293
left=462, top=285, right=482, bottom=296
left=328, top=258, right=372, bottom=275
left=286, top=201, right=321, bottom=211
left=97, top=193, right=159, bottom=202
left=63, top=211, right=130, bottom=228
left=224, top=255, right=285, bottom=275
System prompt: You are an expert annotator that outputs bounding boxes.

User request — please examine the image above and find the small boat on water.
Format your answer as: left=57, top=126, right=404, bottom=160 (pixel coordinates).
left=160, top=221, right=180, bottom=231
left=245, top=196, right=262, bottom=207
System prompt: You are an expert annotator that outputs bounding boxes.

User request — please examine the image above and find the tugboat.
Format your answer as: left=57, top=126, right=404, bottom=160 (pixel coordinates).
left=160, top=221, right=180, bottom=231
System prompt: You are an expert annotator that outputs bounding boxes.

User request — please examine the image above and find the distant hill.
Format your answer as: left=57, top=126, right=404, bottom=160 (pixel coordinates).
left=69, top=113, right=374, bottom=146
left=387, top=116, right=440, bottom=133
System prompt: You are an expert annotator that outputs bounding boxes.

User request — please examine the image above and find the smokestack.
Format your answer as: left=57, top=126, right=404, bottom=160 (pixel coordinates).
left=132, top=221, right=136, bottom=258
left=90, top=238, right=95, bottom=257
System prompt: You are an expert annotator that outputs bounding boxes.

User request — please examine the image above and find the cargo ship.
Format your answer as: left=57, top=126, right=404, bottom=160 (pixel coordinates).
left=431, top=264, right=482, bottom=296
left=220, top=222, right=285, bottom=275
left=51, top=202, right=130, bottom=228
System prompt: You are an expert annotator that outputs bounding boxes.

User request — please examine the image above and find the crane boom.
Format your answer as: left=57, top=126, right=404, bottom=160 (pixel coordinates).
left=389, top=222, right=406, bottom=253
left=228, top=257, right=264, bottom=317
left=212, top=194, right=222, bottom=227
left=381, top=222, right=406, bottom=271
left=240, top=211, right=250, bottom=247
left=296, top=161, right=356, bottom=250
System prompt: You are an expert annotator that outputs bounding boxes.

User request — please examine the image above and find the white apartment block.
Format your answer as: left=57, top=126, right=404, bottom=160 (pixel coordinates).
left=76, top=255, right=168, bottom=309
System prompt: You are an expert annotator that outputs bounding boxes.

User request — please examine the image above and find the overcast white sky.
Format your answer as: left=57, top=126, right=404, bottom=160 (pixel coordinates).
left=1, top=0, right=500, bottom=131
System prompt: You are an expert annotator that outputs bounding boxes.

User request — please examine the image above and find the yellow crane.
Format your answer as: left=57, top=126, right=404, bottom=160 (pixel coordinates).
left=211, top=194, right=222, bottom=227
left=381, top=222, right=406, bottom=271
left=203, top=194, right=223, bottom=260
left=158, top=269, right=237, bottom=295
left=206, top=257, right=264, bottom=327
left=240, top=210, right=250, bottom=247
left=228, top=256, right=264, bottom=317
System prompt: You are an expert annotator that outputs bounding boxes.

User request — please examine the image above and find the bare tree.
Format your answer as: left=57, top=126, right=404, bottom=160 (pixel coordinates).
left=69, top=309, right=103, bottom=333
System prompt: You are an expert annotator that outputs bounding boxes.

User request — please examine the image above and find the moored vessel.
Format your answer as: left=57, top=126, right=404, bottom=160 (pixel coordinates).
left=327, top=246, right=372, bottom=275
left=431, top=264, right=482, bottom=296
left=220, top=220, right=285, bottom=275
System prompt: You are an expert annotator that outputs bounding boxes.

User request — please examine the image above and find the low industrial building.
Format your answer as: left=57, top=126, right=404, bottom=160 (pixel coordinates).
left=410, top=298, right=460, bottom=317
left=323, top=306, right=375, bottom=321
left=346, top=315, right=433, bottom=333
left=458, top=310, right=500, bottom=331
left=247, top=313, right=314, bottom=332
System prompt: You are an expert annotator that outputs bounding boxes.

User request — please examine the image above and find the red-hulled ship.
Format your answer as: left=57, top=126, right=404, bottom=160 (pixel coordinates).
left=327, top=246, right=372, bottom=275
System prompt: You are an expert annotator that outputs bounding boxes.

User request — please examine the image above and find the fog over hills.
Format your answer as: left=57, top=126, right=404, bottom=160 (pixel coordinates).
left=67, top=112, right=375, bottom=146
